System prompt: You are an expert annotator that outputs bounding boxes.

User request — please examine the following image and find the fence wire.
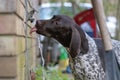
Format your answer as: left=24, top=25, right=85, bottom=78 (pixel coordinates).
left=18, top=0, right=45, bottom=80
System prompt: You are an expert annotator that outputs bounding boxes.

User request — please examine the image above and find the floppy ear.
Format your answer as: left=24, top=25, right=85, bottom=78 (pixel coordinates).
left=69, top=27, right=81, bottom=58
left=74, top=24, right=89, bottom=54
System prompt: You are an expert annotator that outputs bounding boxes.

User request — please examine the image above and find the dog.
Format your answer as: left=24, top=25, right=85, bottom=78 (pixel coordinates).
left=30, top=15, right=120, bottom=80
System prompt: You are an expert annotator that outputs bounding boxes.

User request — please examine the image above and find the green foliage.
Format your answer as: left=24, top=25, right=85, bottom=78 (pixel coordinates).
left=60, top=6, right=85, bottom=18
left=35, top=66, right=72, bottom=80
left=50, top=0, right=57, bottom=3
left=103, top=1, right=117, bottom=16
left=60, top=6, right=74, bottom=18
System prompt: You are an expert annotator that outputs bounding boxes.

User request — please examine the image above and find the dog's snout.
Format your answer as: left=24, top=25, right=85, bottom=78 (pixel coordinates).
left=36, top=20, right=42, bottom=26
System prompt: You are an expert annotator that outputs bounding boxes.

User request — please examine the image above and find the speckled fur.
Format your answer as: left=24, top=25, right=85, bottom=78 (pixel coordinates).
left=69, top=34, right=120, bottom=80
left=34, top=15, right=120, bottom=80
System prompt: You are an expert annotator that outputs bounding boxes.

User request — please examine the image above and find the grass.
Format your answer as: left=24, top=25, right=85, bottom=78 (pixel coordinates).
left=35, top=66, right=74, bottom=80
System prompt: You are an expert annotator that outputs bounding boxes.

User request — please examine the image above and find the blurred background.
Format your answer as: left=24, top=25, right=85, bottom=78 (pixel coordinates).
left=0, top=0, right=120, bottom=80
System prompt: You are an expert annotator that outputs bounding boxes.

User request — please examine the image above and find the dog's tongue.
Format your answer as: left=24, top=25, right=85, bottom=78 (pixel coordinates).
left=30, top=27, right=37, bottom=35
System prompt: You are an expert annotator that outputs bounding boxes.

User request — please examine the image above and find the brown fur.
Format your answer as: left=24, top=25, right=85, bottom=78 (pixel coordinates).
left=35, top=15, right=88, bottom=58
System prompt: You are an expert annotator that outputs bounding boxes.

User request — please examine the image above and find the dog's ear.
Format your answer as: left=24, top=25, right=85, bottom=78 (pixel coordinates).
left=81, top=35, right=89, bottom=54
left=78, top=29, right=89, bottom=54
left=74, top=24, right=89, bottom=54
left=69, top=27, right=81, bottom=58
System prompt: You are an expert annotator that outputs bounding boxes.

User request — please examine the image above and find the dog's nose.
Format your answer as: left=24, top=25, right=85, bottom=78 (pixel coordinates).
left=36, top=20, right=42, bottom=26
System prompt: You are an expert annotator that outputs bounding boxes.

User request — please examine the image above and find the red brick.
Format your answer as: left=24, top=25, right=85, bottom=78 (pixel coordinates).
left=0, top=78, right=16, bottom=80
left=0, top=14, right=16, bottom=34
left=0, top=57, right=17, bottom=77
left=0, top=14, right=27, bottom=36
left=0, top=0, right=16, bottom=13
left=0, top=36, right=16, bottom=56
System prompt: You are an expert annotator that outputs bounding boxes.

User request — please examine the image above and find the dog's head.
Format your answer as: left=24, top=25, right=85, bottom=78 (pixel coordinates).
left=31, top=15, right=88, bottom=58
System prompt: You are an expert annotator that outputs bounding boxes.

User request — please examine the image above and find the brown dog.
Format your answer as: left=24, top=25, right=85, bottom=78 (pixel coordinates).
left=31, top=15, right=88, bottom=58
left=30, top=15, right=120, bottom=80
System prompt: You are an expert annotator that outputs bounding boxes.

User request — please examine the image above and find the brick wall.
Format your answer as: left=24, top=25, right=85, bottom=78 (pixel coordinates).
left=0, top=0, right=39, bottom=80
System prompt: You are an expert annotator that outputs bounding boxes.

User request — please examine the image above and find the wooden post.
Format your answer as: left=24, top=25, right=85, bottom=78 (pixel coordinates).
left=91, top=0, right=112, bottom=50
left=91, top=0, right=120, bottom=80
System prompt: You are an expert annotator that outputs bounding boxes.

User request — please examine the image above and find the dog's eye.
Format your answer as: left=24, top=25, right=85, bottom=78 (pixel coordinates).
left=51, top=20, right=58, bottom=25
